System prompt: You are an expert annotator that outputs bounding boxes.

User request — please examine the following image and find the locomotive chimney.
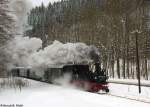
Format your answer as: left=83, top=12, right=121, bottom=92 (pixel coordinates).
left=95, top=62, right=101, bottom=72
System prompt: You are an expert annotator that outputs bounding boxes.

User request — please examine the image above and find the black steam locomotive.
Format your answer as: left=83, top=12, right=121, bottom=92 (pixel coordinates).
left=11, top=63, right=109, bottom=92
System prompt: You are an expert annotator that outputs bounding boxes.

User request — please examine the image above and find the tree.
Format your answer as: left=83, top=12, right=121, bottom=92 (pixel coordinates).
left=0, top=0, right=13, bottom=77
left=26, top=0, right=150, bottom=80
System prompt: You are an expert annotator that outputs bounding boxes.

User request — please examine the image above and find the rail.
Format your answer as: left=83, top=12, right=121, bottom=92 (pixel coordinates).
left=108, top=79, right=150, bottom=87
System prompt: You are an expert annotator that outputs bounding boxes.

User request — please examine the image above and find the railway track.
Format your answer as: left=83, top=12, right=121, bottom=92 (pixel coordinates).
left=108, top=79, right=150, bottom=87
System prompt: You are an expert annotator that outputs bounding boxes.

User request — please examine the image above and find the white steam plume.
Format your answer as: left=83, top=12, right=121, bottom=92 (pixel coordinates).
left=6, top=0, right=100, bottom=74
left=8, top=0, right=32, bottom=34
left=6, top=39, right=99, bottom=69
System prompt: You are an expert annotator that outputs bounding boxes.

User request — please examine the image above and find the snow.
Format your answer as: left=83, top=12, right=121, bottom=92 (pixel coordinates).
left=109, top=79, right=150, bottom=103
left=0, top=78, right=150, bottom=107
left=109, top=78, right=150, bottom=87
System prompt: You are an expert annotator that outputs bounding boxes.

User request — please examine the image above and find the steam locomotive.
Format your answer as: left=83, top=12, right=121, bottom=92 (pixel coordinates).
left=11, top=63, right=109, bottom=92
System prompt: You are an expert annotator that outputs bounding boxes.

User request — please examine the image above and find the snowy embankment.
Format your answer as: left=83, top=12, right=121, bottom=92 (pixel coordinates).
left=108, top=79, right=150, bottom=87
left=109, top=79, right=150, bottom=103
left=0, top=78, right=150, bottom=107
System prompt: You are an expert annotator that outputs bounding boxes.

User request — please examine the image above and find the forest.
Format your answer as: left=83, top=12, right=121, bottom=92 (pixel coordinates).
left=26, top=0, right=150, bottom=80
left=0, top=0, right=150, bottom=80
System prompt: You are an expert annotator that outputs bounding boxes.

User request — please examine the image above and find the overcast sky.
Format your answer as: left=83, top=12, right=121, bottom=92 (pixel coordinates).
left=30, top=0, right=61, bottom=7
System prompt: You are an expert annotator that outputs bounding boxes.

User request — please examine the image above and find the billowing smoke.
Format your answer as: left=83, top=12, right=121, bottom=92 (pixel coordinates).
left=8, top=0, right=32, bottom=33
left=6, top=38, right=99, bottom=70
left=6, top=0, right=100, bottom=74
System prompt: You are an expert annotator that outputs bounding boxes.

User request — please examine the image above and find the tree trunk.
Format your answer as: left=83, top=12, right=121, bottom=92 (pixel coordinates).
left=122, top=57, right=126, bottom=79
left=111, top=60, right=115, bottom=78
left=117, top=58, right=120, bottom=78
left=144, top=58, right=148, bottom=80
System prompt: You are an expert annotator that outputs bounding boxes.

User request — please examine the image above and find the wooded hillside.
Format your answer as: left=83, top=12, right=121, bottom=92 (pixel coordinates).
left=26, top=0, right=150, bottom=80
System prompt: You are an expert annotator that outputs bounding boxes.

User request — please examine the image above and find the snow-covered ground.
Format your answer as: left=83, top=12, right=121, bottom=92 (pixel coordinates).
left=109, top=79, right=150, bottom=102
left=0, top=78, right=150, bottom=107
left=109, top=78, right=150, bottom=87
left=109, top=83, right=150, bottom=103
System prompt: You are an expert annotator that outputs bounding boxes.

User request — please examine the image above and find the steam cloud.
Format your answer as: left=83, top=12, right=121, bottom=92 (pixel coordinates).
left=9, top=0, right=32, bottom=33
left=6, top=38, right=99, bottom=70
left=6, top=0, right=100, bottom=73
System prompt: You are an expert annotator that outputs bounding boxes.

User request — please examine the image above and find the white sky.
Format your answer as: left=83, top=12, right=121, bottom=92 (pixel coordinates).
left=30, top=0, right=61, bottom=7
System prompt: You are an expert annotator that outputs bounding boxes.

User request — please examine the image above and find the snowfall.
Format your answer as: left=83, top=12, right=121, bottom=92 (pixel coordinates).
left=0, top=78, right=150, bottom=107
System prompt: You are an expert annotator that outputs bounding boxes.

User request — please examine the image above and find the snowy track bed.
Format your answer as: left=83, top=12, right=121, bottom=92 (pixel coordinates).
left=108, top=79, right=150, bottom=87
left=0, top=78, right=150, bottom=107
left=108, top=82, right=150, bottom=103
